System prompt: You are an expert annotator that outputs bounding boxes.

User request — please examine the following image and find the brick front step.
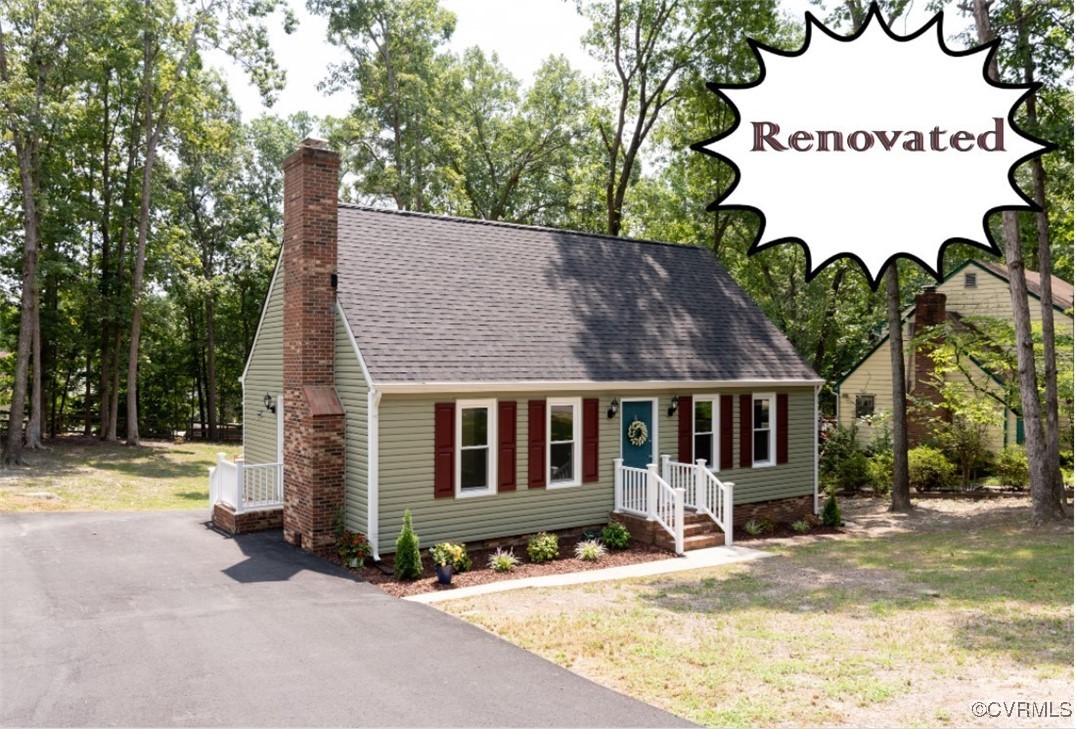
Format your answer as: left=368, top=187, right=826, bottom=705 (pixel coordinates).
left=610, top=511, right=727, bottom=552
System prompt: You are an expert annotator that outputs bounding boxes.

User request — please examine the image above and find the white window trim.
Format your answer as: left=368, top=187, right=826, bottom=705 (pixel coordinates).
left=455, top=399, right=498, bottom=498
left=546, top=397, right=582, bottom=489
left=692, top=394, right=720, bottom=472
left=752, top=392, right=777, bottom=469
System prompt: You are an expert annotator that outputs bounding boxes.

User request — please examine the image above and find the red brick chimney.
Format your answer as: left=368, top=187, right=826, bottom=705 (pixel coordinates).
left=281, top=139, right=345, bottom=554
left=908, top=287, right=947, bottom=445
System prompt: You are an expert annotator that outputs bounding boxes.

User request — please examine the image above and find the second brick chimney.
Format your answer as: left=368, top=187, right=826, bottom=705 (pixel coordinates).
left=281, top=139, right=345, bottom=554
left=908, top=287, right=948, bottom=445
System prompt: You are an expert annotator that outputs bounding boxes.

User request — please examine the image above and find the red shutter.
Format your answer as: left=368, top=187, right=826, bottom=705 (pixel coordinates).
left=498, top=401, right=517, bottom=492
left=528, top=400, right=546, bottom=489
left=739, top=394, right=752, bottom=468
left=434, top=402, right=455, bottom=498
left=720, top=395, right=734, bottom=470
left=777, top=393, right=789, bottom=465
left=677, top=395, right=693, bottom=463
left=582, top=398, right=599, bottom=482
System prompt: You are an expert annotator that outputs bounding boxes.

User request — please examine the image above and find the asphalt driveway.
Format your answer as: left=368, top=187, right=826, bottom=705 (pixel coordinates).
left=1, top=511, right=690, bottom=727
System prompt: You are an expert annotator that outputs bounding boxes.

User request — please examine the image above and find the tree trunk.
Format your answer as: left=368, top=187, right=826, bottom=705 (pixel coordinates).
left=971, top=0, right=1062, bottom=523
left=206, top=294, right=218, bottom=441
left=1014, top=1, right=1064, bottom=510
left=886, top=265, right=913, bottom=511
left=26, top=281, right=45, bottom=449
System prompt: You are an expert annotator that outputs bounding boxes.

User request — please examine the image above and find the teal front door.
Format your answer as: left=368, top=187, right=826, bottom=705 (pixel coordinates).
left=621, top=400, right=655, bottom=469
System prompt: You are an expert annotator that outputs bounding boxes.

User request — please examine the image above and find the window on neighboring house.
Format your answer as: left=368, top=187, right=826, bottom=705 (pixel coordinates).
left=547, top=397, right=581, bottom=487
left=694, top=398, right=718, bottom=468
left=855, top=394, right=876, bottom=419
left=457, top=400, right=497, bottom=497
left=965, top=272, right=977, bottom=288
left=753, top=394, right=775, bottom=467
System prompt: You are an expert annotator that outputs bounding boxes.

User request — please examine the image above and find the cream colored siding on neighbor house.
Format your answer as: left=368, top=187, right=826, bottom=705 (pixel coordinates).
left=375, top=387, right=815, bottom=554
left=242, top=268, right=283, bottom=465
left=938, top=269, right=1073, bottom=337
left=335, top=315, right=369, bottom=534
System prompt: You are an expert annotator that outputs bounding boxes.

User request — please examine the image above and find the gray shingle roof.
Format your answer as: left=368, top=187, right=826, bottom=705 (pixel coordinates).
left=335, top=206, right=818, bottom=384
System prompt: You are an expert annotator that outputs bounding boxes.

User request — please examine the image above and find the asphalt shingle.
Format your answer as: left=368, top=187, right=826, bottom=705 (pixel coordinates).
left=335, top=206, right=818, bottom=384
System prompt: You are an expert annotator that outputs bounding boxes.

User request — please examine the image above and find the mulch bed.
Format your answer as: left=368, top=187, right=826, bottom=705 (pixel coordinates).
left=346, top=542, right=673, bottom=598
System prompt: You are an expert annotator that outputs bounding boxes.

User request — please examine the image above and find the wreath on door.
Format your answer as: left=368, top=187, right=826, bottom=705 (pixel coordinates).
left=627, top=417, right=649, bottom=447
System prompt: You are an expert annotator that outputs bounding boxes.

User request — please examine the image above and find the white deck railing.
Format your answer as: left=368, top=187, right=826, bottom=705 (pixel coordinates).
left=614, top=459, right=685, bottom=554
left=208, top=453, right=283, bottom=517
left=698, top=465, right=735, bottom=546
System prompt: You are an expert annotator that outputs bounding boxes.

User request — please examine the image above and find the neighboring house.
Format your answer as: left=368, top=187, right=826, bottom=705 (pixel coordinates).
left=836, top=259, right=1075, bottom=450
left=209, top=139, right=822, bottom=558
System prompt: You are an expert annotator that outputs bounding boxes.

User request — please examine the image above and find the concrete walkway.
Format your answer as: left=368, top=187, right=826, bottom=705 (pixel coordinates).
left=406, top=545, right=773, bottom=604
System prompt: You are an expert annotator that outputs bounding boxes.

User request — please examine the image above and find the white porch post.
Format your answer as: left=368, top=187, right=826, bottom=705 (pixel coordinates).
left=724, top=481, right=735, bottom=546
left=695, top=458, right=707, bottom=512
left=673, top=487, right=685, bottom=555
left=660, top=454, right=670, bottom=483
left=646, top=463, right=658, bottom=520
left=613, top=458, right=624, bottom=513
left=234, top=457, right=245, bottom=514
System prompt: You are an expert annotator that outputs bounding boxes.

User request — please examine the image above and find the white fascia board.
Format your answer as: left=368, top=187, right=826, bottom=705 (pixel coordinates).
left=239, top=250, right=283, bottom=384
left=374, top=378, right=824, bottom=395
left=335, top=301, right=375, bottom=390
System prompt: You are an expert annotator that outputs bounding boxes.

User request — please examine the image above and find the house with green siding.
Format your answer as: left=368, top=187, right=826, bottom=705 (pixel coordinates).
left=209, top=139, right=823, bottom=559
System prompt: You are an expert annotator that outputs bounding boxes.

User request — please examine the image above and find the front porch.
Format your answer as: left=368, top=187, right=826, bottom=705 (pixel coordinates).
left=614, top=456, right=734, bottom=555
left=207, top=453, right=283, bottom=533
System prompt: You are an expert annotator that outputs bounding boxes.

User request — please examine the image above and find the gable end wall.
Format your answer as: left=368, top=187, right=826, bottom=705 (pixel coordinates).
left=242, top=270, right=284, bottom=465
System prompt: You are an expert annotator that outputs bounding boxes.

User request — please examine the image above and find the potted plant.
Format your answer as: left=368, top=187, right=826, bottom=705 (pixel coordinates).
left=429, top=542, right=465, bottom=585
left=337, top=531, right=373, bottom=568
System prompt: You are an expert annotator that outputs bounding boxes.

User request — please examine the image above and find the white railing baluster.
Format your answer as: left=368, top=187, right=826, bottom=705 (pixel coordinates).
left=694, top=458, right=707, bottom=512
left=614, top=458, right=624, bottom=513
left=723, top=481, right=735, bottom=546
left=673, top=487, right=685, bottom=554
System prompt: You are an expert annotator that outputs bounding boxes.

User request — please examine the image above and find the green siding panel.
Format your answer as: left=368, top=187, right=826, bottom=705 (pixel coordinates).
left=242, top=268, right=283, bottom=465
left=335, top=316, right=370, bottom=534
left=376, top=388, right=816, bottom=553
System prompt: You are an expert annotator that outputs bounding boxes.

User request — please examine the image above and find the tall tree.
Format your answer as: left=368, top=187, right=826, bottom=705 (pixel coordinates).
left=582, top=0, right=716, bottom=236
left=969, top=0, right=1063, bottom=523
left=312, top=0, right=456, bottom=210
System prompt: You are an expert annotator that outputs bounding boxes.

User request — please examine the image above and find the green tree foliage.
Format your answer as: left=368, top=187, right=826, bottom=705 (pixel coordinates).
left=393, top=509, right=423, bottom=579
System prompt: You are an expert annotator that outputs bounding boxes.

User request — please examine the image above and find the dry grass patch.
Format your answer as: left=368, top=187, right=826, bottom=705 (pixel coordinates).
left=441, top=498, right=1073, bottom=728
left=0, top=437, right=240, bottom=512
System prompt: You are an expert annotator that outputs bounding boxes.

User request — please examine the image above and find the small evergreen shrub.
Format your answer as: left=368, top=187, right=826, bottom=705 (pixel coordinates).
left=744, top=519, right=764, bottom=536
left=791, top=519, right=811, bottom=534
left=600, top=522, right=632, bottom=550
left=821, top=492, right=842, bottom=527
left=393, top=509, right=423, bottom=580
left=526, top=532, right=560, bottom=563
left=994, top=446, right=1030, bottom=490
left=574, top=539, right=607, bottom=562
left=908, top=446, right=956, bottom=492
left=488, top=548, right=519, bottom=572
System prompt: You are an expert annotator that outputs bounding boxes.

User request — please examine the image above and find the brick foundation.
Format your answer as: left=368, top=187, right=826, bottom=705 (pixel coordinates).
left=730, top=494, right=814, bottom=526
left=281, top=139, right=345, bottom=556
left=212, top=502, right=284, bottom=534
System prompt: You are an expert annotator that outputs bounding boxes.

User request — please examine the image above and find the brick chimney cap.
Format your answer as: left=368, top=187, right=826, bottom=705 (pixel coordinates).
left=299, top=137, right=330, bottom=150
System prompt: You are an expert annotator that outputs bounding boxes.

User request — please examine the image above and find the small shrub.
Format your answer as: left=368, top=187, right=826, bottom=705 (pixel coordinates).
left=454, top=546, right=473, bottom=573
left=488, top=548, right=519, bottom=573
left=527, top=531, right=560, bottom=563
left=835, top=451, right=871, bottom=491
left=393, top=509, right=423, bottom=580
left=600, top=522, right=632, bottom=550
left=867, top=451, right=893, bottom=495
left=791, top=519, right=811, bottom=534
left=744, top=517, right=774, bottom=536
left=574, top=539, right=607, bottom=562
left=908, top=446, right=956, bottom=492
left=821, top=492, right=842, bottom=527
left=994, top=446, right=1030, bottom=490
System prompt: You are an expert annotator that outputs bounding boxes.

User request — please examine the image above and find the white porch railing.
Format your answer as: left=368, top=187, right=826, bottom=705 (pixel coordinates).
left=208, top=453, right=283, bottom=517
left=614, top=459, right=685, bottom=554
left=662, top=456, right=734, bottom=545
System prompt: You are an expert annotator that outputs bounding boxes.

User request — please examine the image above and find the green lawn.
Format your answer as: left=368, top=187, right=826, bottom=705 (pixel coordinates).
left=0, top=438, right=241, bottom=512
left=441, top=502, right=1074, bottom=728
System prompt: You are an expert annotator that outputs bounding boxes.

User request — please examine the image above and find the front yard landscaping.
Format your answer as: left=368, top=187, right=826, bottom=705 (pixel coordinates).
left=439, top=498, right=1074, bottom=728
left=0, top=437, right=240, bottom=512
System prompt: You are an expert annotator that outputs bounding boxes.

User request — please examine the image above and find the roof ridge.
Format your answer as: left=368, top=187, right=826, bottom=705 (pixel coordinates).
left=335, top=203, right=711, bottom=254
